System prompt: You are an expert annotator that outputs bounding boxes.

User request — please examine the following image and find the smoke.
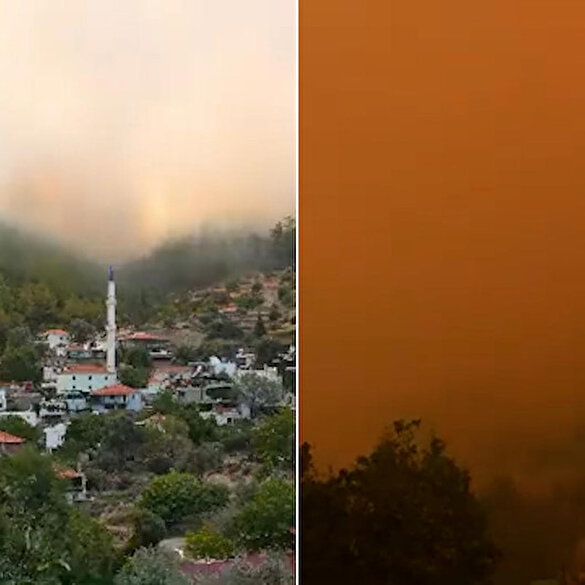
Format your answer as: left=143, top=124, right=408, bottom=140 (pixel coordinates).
left=0, top=0, right=295, bottom=261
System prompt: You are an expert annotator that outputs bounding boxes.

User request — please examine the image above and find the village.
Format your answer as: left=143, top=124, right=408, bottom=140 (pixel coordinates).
left=0, top=265, right=296, bottom=584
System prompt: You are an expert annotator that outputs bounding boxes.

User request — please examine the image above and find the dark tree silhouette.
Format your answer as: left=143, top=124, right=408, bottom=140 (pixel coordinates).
left=301, top=420, right=499, bottom=585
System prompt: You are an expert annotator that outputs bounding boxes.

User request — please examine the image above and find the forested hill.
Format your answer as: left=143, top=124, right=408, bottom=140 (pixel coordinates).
left=0, top=223, right=104, bottom=298
left=117, top=217, right=295, bottom=296
left=0, top=218, right=295, bottom=331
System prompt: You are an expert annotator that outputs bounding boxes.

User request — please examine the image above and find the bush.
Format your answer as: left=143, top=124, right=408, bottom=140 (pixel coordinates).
left=131, top=509, right=167, bottom=548
left=185, top=525, right=236, bottom=560
left=138, top=472, right=229, bottom=526
left=230, top=478, right=294, bottom=552
left=114, top=547, right=190, bottom=585
left=197, top=553, right=293, bottom=585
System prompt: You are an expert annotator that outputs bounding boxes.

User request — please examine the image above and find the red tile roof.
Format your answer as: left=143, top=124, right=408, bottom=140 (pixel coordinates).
left=56, top=467, right=82, bottom=480
left=122, top=332, right=168, bottom=341
left=92, top=384, right=137, bottom=396
left=44, top=329, right=68, bottom=335
left=66, top=364, right=109, bottom=374
left=0, top=430, right=25, bottom=444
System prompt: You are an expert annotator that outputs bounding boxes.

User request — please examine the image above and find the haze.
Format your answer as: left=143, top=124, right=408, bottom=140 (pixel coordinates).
left=301, top=0, right=585, bottom=493
left=0, top=0, right=295, bottom=261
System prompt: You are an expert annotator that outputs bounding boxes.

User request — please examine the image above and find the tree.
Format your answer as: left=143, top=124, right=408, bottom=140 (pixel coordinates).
left=233, top=373, right=283, bottom=419
left=138, top=472, right=229, bottom=526
left=0, top=340, right=41, bottom=383
left=252, top=409, right=294, bottom=471
left=0, top=448, right=115, bottom=585
left=114, top=547, right=190, bottom=585
left=0, top=415, right=40, bottom=443
left=120, top=365, right=150, bottom=389
left=174, top=344, right=198, bottom=365
left=185, top=525, right=236, bottom=560
left=254, top=315, right=266, bottom=338
left=96, top=413, right=145, bottom=471
left=268, top=305, right=281, bottom=323
left=69, top=317, right=97, bottom=343
left=61, top=413, right=104, bottom=459
left=301, top=420, right=499, bottom=585
left=230, top=478, right=294, bottom=552
left=124, top=346, right=152, bottom=369
left=129, top=509, right=167, bottom=549
left=253, top=337, right=285, bottom=368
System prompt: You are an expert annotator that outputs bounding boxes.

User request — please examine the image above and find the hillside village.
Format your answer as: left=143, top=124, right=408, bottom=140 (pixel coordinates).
left=0, top=225, right=296, bottom=584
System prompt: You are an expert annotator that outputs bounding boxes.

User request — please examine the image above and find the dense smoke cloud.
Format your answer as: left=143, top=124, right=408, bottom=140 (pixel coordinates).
left=0, top=0, right=295, bottom=260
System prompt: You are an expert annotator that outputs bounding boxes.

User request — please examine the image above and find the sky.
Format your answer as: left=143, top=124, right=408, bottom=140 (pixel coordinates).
left=301, top=0, right=585, bottom=492
left=0, top=0, right=295, bottom=260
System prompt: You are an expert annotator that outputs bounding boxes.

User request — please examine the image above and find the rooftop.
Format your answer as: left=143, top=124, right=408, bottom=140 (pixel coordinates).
left=44, top=329, right=68, bottom=335
left=55, top=466, right=82, bottom=480
left=65, top=364, right=109, bottom=374
left=0, top=430, right=25, bottom=444
left=92, top=384, right=137, bottom=397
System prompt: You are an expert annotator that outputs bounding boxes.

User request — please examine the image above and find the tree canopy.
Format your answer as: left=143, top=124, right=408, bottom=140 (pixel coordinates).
left=301, top=420, right=499, bottom=585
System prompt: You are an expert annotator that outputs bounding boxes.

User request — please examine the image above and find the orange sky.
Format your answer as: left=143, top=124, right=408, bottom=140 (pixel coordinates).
left=301, top=0, right=585, bottom=488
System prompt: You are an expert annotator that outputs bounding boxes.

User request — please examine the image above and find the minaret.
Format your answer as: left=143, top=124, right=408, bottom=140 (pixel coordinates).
left=106, top=266, right=117, bottom=375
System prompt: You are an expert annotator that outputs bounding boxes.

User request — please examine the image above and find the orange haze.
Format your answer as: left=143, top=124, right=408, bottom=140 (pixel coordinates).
left=301, top=0, right=585, bottom=490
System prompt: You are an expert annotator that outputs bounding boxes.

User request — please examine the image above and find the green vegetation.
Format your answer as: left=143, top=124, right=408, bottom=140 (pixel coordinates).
left=185, top=525, right=236, bottom=560
left=138, top=472, right=229, bottom=526
left=230, top=478, right=294, bottom=552
left=0, top=448, right=116, bottom=585
left=0, top=414, right=40, bottom=443
left=114, top=548, right=189, bottom=585
left=251, top=409, right=294, bottom=472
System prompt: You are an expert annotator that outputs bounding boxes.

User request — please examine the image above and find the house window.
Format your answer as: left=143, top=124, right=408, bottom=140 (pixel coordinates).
left=89, top=376, right=92, bottom=380
left=72, top=376, right=76, bottom=380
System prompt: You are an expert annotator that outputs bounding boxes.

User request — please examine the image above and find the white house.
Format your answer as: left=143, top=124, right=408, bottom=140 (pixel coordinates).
left=43, top=329, right=70, bottom=357
left=90, top=384, right=143, bottom=413
left=234, top=364, right=282, bottom=384
left=209, top=356, right=237, bottom=378
left=0, top=390, right=6, bottom=412
left=57, top=364, right=117, bottom=395
left=200, top=403, right=251, bottom=426
left=44, top=422, right=69, bottom=452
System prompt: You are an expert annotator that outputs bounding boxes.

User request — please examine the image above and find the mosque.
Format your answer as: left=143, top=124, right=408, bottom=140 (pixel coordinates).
left=53, top=267, right=143, bottom=413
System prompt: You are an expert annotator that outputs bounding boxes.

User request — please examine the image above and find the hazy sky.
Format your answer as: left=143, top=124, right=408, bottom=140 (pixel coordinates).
left=0, top=0, right=295, bottom=260
left=301, top=0, right=585, bottom=493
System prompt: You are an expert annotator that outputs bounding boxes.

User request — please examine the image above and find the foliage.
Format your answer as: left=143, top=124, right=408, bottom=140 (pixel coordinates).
left=217, top=421, right=253, bottom=454
left=120, top=365, right=151, bottom=389
left=233, top=373, right=283, bottom=419
left=230, top=478, right=294, bottom=552
left=0, top=414, right=39, bottom=443
left=253, top=337, right=286, bottom=368
left=0, top=332, right=42, bottom=383
left=173, top=344, right=198, bottom=365
left=301, top=420, right=499, bottom=585
left=138, top=472, right=229, bottom=526
left=130, top=509, right=168, bottom=549
left=0, top=448, right=115, bottom=585
left=61, top=413, right=104, bottom=458
left=96, top=413, right=145, bottom=471
left=204, top=316, right=244, bottom=340
left=114, top=547, right=190, bottom=585
left=197, top=553, right=293, bottom=585
left=185, top=525, right=236, bottom=560
left=69, top=317, right=98, bottom=343
left=253, top=316, right=266, bottom=338
left=251, top=409, right=294, bottom=471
